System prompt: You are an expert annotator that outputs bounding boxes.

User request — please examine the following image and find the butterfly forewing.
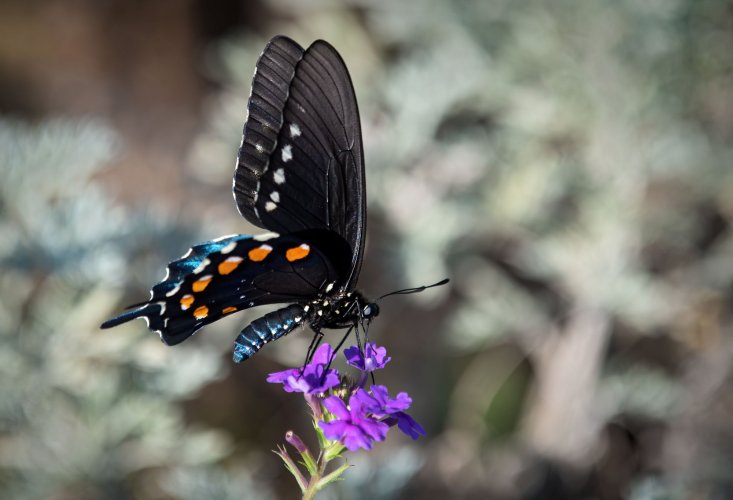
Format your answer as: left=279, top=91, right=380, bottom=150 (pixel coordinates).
left=233, top=36, right=365, bottom=291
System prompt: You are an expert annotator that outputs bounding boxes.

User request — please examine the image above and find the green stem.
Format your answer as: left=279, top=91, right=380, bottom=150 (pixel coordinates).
left=302, top=453, right=329, bottom=500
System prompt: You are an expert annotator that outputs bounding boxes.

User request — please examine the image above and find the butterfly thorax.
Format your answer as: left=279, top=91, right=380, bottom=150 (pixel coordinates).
left=305, top=290, right=378, bottom=330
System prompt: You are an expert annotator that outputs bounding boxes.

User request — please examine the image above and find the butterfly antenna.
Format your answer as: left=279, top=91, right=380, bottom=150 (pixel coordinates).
left=378, top=278, right=450, bottom=301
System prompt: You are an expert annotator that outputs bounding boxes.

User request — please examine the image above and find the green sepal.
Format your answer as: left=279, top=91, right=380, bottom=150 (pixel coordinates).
left=323, top=441, right=346, bottom=462
left=313, top=415, right=330, bottom=449
left=273, top=446, right=307, bottom=492
left=298, top=448, right=318, bottom=476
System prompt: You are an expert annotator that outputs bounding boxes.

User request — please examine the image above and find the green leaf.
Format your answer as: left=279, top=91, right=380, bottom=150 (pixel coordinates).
left=315, top=462, right=351, bottom=490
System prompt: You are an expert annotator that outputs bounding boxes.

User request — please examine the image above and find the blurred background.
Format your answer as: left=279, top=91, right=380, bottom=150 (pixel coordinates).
left=2, top=0, right=732, bottom=498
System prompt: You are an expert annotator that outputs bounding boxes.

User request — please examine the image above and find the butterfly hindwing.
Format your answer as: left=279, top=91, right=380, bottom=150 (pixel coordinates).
left=233, top=36, right=366, bottom=291
left=100, top=231, right=351, bottom=346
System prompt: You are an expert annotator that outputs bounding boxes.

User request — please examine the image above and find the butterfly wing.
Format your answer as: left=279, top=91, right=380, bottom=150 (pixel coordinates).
left=100, top=230, right=351, bottom=346
left=233, top=36, right=366, bottom=290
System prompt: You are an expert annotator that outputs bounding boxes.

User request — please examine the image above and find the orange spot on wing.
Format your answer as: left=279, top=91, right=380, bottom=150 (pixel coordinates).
left=248, top=244, right=273, bottom=262
left=218, top=256, right=243, bottom=275
left=180, top=294, right=194, bottom=310
left=193, top=305, right=209, bottom=319
left=192, top=275, right=212, bottom=292
left=286, top=243, right=310, bottom=262
left=222, top=306, right=237, bottom=314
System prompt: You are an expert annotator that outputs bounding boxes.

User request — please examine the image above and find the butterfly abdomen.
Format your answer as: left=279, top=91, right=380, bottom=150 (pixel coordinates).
left=233, top=304, right=306, bottom=363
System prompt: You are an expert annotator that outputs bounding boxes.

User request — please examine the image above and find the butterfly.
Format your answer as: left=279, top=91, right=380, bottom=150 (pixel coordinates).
left=101, top=35, right=379, bottom=363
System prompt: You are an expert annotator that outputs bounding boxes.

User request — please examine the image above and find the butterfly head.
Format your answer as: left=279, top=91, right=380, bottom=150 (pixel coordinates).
left=361, top=302, right=379, bottom=320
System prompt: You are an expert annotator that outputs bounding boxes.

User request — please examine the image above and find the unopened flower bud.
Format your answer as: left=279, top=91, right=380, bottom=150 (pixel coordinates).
left=285, top=430, right=309, bottom=454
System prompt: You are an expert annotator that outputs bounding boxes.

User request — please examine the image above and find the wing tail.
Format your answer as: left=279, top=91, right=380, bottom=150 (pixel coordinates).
left=100, top=303, right=160, bottom=330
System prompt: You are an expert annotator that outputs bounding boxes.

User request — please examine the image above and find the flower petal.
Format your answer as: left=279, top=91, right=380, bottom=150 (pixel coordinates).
left=358, top=417, right=389, bottom=442
left=363, top=343, right=391, bottom=371
left=322, top=395, right=351, bottom=420
left=344, top=345, right=364, bottom=370
left=344, top=343, right=391, bottom=372
left=310, top=343, right=334, bottom=366
left=300, top=364, right=340, bottom=393
left=364, top=385, right=413, bottom=415
left=341, top=427, right=374, bottom=451
left=266, top=367, right=301, bottom=384
left=394, top=412, right=426, bottom=440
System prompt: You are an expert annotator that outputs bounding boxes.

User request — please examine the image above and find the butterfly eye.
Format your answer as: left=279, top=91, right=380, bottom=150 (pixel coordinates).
left=362, top=303, right=379, bottom=319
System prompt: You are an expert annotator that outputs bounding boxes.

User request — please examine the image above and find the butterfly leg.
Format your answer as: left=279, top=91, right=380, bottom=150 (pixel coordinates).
left=313, top=322, right=357, bottom=386
left=303, top=328, right=325, bottom=368
left=356, top=318, right=379, bottom=385
left=330, top=323, right=356, bottom=362
left=324, top=322, right=358, bottom=380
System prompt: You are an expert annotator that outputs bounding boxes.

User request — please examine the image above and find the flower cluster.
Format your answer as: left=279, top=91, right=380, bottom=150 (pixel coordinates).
left=268, top=342, right=424, bottom=451
left=267, top=342, right=425, bottom=497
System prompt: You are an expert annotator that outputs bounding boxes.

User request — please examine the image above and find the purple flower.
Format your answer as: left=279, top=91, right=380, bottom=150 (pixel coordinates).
left=267, top=343, right=339, bottom=394
left=344, top=343, right=391, bottom=372
left=354, top=385, right=426, bottom=440
left=386, top=412, right=426, bottom=440
left=266, top=367, right=301, bottom=386
left=356, top=385, right=411, bottom=414
left=318, top=390, right=389, bottom=451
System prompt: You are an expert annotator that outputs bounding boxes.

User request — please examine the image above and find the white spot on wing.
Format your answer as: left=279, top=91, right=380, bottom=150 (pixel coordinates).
left=325, top=282, right=335, bottom=293
left=213, top=234, right=238, bottom=242
left=254, top=232, right=279, bottom=241
left=289, top=123, right=301, bottom=138
left=193, top=258, right=211, bottom=274
left=220, top=241, right=237, bottom=254
left=281, top=144, right=292, bottom=162
left=165, top=284, right=181, bottom=297
left=273, top=168, right=285, bottom=185
left=157, top=301, right=167, bottom=315
left=270, top=191, right=280, bottom=203
left=265, top=201, right=277, bottom=212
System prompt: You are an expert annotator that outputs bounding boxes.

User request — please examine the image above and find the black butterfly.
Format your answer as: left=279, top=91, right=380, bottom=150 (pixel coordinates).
left=101, top=36, right=379, bottom=363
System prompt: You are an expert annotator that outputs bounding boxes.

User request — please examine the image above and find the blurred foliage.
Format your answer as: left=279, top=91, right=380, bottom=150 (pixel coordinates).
left=0, top=120, right=271, bottom=499
left=2, top=0, right=733, bottom=498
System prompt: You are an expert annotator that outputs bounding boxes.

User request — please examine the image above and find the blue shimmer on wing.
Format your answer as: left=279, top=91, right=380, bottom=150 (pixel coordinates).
left=151, top=234, right=253, bottom=297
